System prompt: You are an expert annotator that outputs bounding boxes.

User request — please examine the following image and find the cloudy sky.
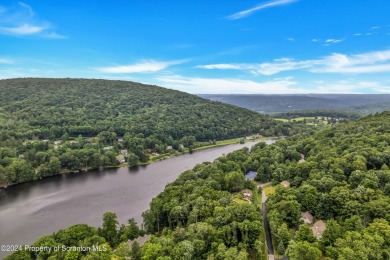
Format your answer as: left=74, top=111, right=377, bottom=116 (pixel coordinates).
left=1, top=0, right=390, bottom=94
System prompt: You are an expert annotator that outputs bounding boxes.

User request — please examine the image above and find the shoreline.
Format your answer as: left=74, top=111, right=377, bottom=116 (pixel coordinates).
left=0, top=137, right=278, bottom=189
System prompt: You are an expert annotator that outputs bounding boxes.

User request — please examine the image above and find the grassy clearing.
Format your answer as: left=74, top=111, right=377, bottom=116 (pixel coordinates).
left=253, top=189, right=262, bottom=209
left=145, top=136, right=278, bottom=166
left=193, top=138, right=241, bottom=151
left=232, top=193, right=249, bottom=204
left=193, top=136, right=276, bottom=151
left=274, top=116, right=333, bottom=127
left=233, top=198, right=249, bottom=204
left=274, top=118, right=289, bottom=122
left=260, top=230, right=268, bottom=260
left=263, top=185, right=276, bottom=196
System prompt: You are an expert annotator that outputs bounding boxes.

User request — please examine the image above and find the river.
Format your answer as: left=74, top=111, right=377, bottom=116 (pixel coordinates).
left=0, top=140, right=275, bottom=258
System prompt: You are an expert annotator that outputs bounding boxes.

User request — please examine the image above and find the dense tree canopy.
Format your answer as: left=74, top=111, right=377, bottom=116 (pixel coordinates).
left=0, top=78, right=287, bottom=140
left=253, top=111, right=390, bottom=258
left=0, top=78, right=306, bottom=185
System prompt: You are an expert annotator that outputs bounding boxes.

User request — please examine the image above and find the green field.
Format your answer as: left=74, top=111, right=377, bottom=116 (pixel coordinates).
left=274, top=116, right=335, bottom=126
left=263, top=185, right=276, bottom=196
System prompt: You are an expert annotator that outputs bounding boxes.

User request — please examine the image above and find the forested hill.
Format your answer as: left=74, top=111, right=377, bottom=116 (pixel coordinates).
left=0, top=78, right=278, bottom=140
left=0, top=78, right=302, bottom=186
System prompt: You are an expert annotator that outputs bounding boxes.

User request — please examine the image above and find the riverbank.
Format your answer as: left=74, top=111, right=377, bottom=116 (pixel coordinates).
left=0, top=136, right=278, bottom=189
left=145, top=136, right=277, bottom=164
left=0, top=140, right=276, bottom=259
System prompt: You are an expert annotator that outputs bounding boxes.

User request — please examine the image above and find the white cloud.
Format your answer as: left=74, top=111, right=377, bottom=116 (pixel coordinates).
left=155, top=74, right=390, bottom=94
left=256, top=58, right=316, bottom=75
left=0, top=2, right=65, bottom=38
left=315, top=49, right=390, bottom=73
left=97, top=60, right=187, bottom=74
left=287, top=37, right=295, bottom=42
left=17, top=2, right=34, bottom=17
left=0, top=58, right=14, bottom=64
left=43, top=32, right=68, bottom=39
left=0, top=23, right=45, bottom=35
left=196, top=64, right=249, bottom=70
left=155, top=74, right=307, bottom=94
left=375, top=87, right=390, bottom=93
left=197, top=58, right=317, bottom=75
left=226, top=0, right=298, bottom=20
left=197, top=49, right=390, bottom=75
left=325, top=38, right=344, bottom=44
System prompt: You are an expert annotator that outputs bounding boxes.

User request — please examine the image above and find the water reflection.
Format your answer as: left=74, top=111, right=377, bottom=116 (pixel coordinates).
left=0, top=141, right=274, bottom=258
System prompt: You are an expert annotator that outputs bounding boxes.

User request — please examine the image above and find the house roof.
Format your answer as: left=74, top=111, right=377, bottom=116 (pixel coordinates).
left=127, top=235, right=151, bottom=248
left=301, top=211, right=314, bottom=224
left=312, top=220, right=326, bottom=238
left=245, top=171, right=257, bottom=180
left=280, top=180, right=290, bottom=187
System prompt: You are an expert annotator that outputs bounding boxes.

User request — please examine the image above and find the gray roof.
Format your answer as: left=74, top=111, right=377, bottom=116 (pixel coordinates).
left=245, top=171, right=257, bottom=180
left=312, top=220, right=326, bottom=238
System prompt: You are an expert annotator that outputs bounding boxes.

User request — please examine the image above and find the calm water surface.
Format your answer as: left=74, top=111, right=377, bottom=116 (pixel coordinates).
left=0, top=140, right=275, bottom=257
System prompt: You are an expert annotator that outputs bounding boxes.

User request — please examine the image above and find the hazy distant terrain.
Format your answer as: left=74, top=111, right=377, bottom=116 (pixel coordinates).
left=199, top=94, right=390, bottom=115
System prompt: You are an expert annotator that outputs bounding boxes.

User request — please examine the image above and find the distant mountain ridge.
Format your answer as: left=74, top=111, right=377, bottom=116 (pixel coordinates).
left=198, top=94, right=390, bottom=114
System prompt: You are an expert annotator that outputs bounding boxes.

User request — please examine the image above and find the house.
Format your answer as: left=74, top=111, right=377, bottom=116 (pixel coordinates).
left=245, top=171, right=257, bottom=180
left=117, top=138, right=124, bottom=143
left=312, top=220, right=326, bottom=238
left=103, top=146, right=113, bottom=150
left=18, top=154, right=25, bottom=159
left=166, top=145, right=173, bottom=150
left=300, top=212, right=314, bottom=224
left=127, top=235, right=151, bottom=248
left=120, top=149, right=128, bottom=155
left=118, top=158, right=126, bottom=164
left=241, top=189, right=253, bottom=199
left=298, top=154, right=306, bottom=163
left=246, top=134, right=263, bottom=140
left=54, top=140, right=62, bottom=145
left=280, top=180, right=290, bottom=187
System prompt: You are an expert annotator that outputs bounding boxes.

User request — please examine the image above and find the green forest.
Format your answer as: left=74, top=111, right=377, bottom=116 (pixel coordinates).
left=6, top=111, right=390, bottom=259
left=0, top=78, right=306, bottom=186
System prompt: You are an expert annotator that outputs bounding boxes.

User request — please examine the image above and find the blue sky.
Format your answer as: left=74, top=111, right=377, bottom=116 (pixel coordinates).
left=1, top=0, right=390, bottom=94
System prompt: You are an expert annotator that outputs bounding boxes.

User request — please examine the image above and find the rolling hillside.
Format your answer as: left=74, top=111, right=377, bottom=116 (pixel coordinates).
left=0, top=78, right=284, bottom=141
left=0, top=78, right=300, bottom=185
